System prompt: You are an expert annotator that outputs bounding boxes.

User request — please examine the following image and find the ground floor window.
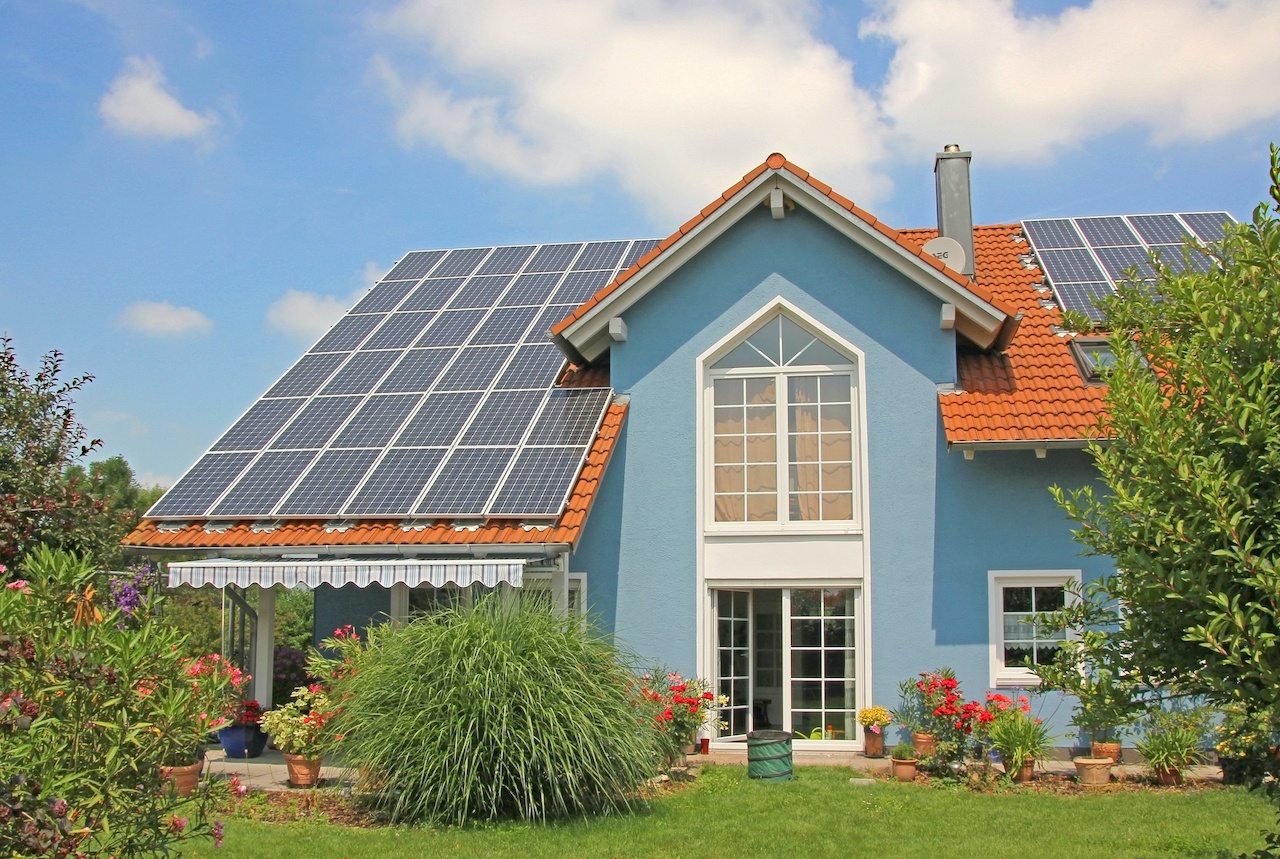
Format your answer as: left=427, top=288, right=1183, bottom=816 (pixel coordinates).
left=713, top=586, right=858, bottom=742
left=987, top=570, right=1080, bottom=687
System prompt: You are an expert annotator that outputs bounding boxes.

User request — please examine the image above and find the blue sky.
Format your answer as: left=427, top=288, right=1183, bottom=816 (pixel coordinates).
left=3, top=0, right=1279, bottom=488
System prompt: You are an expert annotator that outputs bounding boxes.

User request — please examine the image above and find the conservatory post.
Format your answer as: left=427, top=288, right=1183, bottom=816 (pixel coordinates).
left=250, top=584, right=277, bottom=709
left=551, top=553, right=569, bottom=618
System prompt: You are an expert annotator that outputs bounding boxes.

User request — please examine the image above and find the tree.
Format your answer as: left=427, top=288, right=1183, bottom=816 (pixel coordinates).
left=1053, top=146, right=1280, bottom=713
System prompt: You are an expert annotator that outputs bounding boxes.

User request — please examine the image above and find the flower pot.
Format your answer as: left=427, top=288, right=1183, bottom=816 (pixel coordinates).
left=1074, top=756, right=1113, bottom=786
left=1154, top=765, right=1183, bottom=786
left=1006, top=760, right=1035, bottom=783
left=1091, top=740, right=1122, bottom=764
left=283, top=753, right=324, bottom=787
left=863, top=730, right=885, bottom=758
left=911, top=732, right=937, bottom=757
left=218, top=723, right=269, bottom=759
left=891, top=758, right=918, bottom=782
left=159, top=760, right=203, bottom=797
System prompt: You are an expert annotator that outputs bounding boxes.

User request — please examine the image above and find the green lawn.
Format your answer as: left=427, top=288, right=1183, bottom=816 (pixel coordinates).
left=197, top=766, right=1275, bottom=859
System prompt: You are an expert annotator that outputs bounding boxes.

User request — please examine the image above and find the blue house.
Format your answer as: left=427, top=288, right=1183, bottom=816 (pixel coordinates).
left=128, top=149, right=1226, bottom=751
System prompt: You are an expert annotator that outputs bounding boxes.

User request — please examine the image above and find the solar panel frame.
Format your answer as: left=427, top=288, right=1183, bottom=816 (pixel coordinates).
left=1181, top=212, right=1233, bottom=243
left=572, top=240, right=629, bottom=271
left=430, top=247, right=491, bottom=278
left=1022, top=219, right=1085, bottom=250
left=552, top=270, right=612, bottom=304
left=414, top=447, right=517, bottom=515
left=433, top=345, right=515, bottom=392
left=495, top=343, right=565, bottom=390
left=1076, top=216, right=1139, bottom=247
left=319, top=350, right=402, bottom=395
left=210, top=398, right=307, bottom=452
left=352, top=279, right=418, bottom=314
left=376, top=348, right=454, bottom=394
left=621, top=238, right=660, bottom=268
left=145, top=452, right=257, bottom=517
left=269, top=396, right=363, bottom=449
left=264, top=352, right=348, bottom=398
left=310, top=314, right=384, bottom=353
left=331, top=394, right=423, bottom=448
left=447, top=274, right=515, bottom=309
left=400, top=278, right=467, bottom=312
left=471, top=306, right=539, bottom=345
left=498, top=272, right=564, bottom=307
left=1127, top=214, right=1188, bottom=245
left=460, top=389, right=548, bottom=445
left=385, top=250, right=447, bottom=280
left=526, top=243, right=584, bottom=272
left=414, top=309, right=488, bottom=348
left=392, top=390, right=486, bottom=447
left=276, top=448, right=382, bottom=516
left=487, top=446, right=589, bottom=517
left=343, top=447, right=448, bottom=515
left=476, top=245, right=535, bottom=275
left=527, top=388, right=611, bottom=446
left=1094, top=246, right=1158, bottom=281
left=362, top=312, right=437, bottom=350
left=1037, top=248, right=1106, bottom=282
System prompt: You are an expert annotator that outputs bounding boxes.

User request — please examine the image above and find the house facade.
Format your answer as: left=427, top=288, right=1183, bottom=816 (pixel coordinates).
left=126, top=150, right=1133, bottom=749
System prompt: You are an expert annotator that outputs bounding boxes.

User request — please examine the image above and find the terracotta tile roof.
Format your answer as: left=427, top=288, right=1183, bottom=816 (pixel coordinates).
left=552, top=152, right=1015, bottom=337
left=123, top=402, right=627, bottom=552
left=903, top=224, right=1108, bottom=444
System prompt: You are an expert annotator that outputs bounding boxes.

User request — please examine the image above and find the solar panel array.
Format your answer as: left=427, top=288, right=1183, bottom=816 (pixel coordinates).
left=150, top=239, right=662, bottom=520
left=1021, top=212, right=1234, bottom=320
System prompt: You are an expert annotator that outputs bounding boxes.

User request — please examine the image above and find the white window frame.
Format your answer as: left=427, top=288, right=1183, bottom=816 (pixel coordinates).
left=702, top=309, right=864, bottom=536
left=987, top=569, right=1081, bottom=688
left=521, top=572, right=587, bottom=617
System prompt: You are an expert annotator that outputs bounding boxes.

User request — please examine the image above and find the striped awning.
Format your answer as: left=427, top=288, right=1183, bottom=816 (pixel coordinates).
left=167, top=557, right=525, bottom=589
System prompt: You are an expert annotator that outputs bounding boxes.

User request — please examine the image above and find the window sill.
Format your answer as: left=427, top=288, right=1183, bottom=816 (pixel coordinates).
left=705, top=523, right=864, bottom=538
left=992, top=670, right=1044, bottom=689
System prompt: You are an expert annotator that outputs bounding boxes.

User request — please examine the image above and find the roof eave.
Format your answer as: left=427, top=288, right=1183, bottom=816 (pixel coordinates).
left=556, top=169, right=1010, bottom=362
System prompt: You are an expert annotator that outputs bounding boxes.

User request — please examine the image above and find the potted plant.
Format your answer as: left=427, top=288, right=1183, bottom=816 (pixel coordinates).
left=890, top=741, right=918, bottom=781
left=217, top=698, right=268, bottom=759
left=985, top=698, right=1054, bottom=784
left=858, top=706, right=892, bottom=758
left=895, top=668, right=959, bottom=757
left=260, top=683, right=336, bottom=786
left=154, top=653, right=244, bottom=796
left=1137, top=708, right=1207, bottom=786
left=1214, top=702, right=1278, bottom=786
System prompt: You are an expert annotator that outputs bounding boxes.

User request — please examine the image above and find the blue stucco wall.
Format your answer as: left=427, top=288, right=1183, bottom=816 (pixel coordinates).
left=571, top=202, right=1112, bottom=741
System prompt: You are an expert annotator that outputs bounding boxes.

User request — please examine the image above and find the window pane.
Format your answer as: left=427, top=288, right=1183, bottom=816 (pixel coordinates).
left=1003, top=586, right=1033, bottom=612
left=819, top=375, right=850, bottom=401
left=1035, top=586, right=1065, bottom=612
left=821, top=433, right=853, bottom=461
left=791, top=588, right=821, bottom=616
left=713, top=378, right=743, bottom=405
left=824, top=681, right=852, bottom=710
left=745, top=317, right=782, bottom=365
left=824, top=619, right=853, bottom=648
left=745, top=405, right=776, bottom=434
left=744, top=377, right=776, bottom=405
left=714, top=465, right=744, bottom=492
left=820, top=403, right=852, bottom=431
left=792, top=680, right=822, bottom=709
left=820, top=493, right=853, bottom=520
left=714, top=406, right=743, bottom=434
left=1004, top=644, right=1033, bottom=667
left=792, top=649, right=822, bottom=678
left=789, top=376, right=819, bottom=404
left=789, top=404, right=819, bottom=433
left=746, top=494, right=776, bottom=521
left=1036, top=643, right=1061, bottom=664
left=793, top=340, right=847, bottom=367
left=790, top=463, right=820, bottom=492
left=780, top=317, right=815, bottom=364
left=790, top=433, right=819, bottom=463
left=713, top=342, right=774, bottom=369
left=746, top=464, right=776, bottom=492
left=822, top=589, right=854, bottom=616
left=714, top=437, right=743, bottom=464
left=746, top=434, right=775, bottom=463
left=714, top=495, right=744, bottom=522
left=790, top=493, right=820, bottom=520
left=822, top=463, right=852, bottom=492
left=1004, top=614, right=1035, bottom=639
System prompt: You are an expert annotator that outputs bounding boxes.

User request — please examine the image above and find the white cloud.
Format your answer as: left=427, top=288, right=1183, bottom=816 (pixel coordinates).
left=368, top=0, right=891, bottom=222
left=137, top=471, right=174, bottom=489
left=117, top=300, right=213, bottom=336
left=266, top=288, right=366, bottom=342
left=99, top=55, right=217, bottom=141
left=863, top=0, right=1280, bottom=162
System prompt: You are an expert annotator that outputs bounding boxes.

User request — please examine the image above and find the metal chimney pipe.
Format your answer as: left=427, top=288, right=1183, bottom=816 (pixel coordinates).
left=934, top=145, right=975, bottom=277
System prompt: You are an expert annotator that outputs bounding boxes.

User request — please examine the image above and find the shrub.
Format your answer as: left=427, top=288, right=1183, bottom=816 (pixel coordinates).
left=0, top=547, right=232, bottom=857
left=322, top=595, right=657, bottom=825
left=259, top=684, right=336, bottom=757
left=891, top=741, right=916, bottom=761
left=271, top=645, right=310, bottom=707
left=635, top=671, right=722, bottom=770
left=1137, top=707, right=1208, bottom=771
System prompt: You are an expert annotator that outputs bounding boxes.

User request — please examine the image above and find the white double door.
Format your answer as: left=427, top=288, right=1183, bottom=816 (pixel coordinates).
left=714, top=587, right=859, bottom=742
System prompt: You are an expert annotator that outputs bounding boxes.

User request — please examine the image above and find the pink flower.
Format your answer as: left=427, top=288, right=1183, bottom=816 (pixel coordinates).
left=5, top=579, right=28, bottom=591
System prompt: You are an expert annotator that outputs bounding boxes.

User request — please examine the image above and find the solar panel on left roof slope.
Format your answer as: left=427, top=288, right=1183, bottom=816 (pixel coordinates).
left=147, top=238, right=659, bottom=520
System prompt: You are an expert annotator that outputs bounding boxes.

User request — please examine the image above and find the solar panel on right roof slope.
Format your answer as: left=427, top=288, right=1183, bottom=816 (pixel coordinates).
left=1022, top=212, right=1233, bottom=318
left=148, top=238, right=659, bottom=520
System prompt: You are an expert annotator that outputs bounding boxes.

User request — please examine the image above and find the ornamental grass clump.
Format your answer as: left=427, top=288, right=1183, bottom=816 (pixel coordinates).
left=322, top=595, right=657, bottom=826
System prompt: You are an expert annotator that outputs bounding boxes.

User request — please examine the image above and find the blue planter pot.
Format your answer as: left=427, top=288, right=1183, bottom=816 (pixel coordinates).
left=218, top=723, right=269, bottom=759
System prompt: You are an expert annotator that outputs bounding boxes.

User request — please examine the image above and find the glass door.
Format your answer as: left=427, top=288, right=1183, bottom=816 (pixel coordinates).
left=788, top=588, right=857, bottom=741
left=716, top=590, right=752, bottom=738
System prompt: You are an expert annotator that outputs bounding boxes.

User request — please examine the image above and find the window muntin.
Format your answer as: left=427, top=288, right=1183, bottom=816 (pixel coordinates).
left=709, top=314, right=857, bottom=527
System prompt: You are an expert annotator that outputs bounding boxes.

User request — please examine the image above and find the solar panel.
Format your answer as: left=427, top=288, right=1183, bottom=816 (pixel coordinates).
left=415, top=447, right=516, bottom=515
left=147, top=452, right=256, bottom=517
left=269, top=396, right=363, bottom=449
left=265, top=353, right=346, bottom=397
left=343, top=447, right=448, bottom=515
left=311, top=314, right=383, bottom=353
left=210, top=450, right=319, bottom=517
left=211, top=398, right=305, bottom=451
left=461, top=389, right=547, bottom=445
left=385, top=250, right=446, bottom=280
left=1022, top=212, right=1236, bottom=318
left=277, top=449, right=381, bottom=516
left=332, top=394, right=422, bottom=447
left=621, top=239, right=660, bottom=268
left=488, top=446, right=588, bottom=516
left=320, top=351, right=401, bottom=395
left=352, top=280, right=417, bottom=314
left=150, top=238, right=650, bottom=520
left=393, top=390, right=485, bottom=446
left=363, top=312, right=437, bottom=350
left=400, top=278, right=466, bottom=312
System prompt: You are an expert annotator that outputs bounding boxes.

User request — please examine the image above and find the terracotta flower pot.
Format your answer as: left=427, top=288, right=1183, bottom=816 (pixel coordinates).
left=863, top=730, right=885, bottom=758
left=911, top=732, right=937, bottom=757
left=891, top=758, right=918, bottom=782
left=159, top=760, right=203, bottom=797
left=1007, top=759, right=1035, bottom=783
left=1154, top=765, right=1183, bottom=786
left=283, top=753, right=324, bottom=787
left=1091, top=740, right=1122, bottom=765
left=1074, top=756, right=1113, bottom=786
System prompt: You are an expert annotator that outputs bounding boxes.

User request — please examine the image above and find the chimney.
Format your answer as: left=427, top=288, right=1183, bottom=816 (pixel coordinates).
left=934, top=144, right=975, bottom=277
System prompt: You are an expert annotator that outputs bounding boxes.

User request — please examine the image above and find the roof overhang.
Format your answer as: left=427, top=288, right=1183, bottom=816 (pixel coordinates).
left=168, top=556, right=527, bottom=589
left=555, top=168, right=1010, bottom=364
left=948, top=438, right=1107, bottom=456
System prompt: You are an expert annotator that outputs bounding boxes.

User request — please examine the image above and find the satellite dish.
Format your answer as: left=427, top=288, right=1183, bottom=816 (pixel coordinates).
left=922, top=236, right=966, bottom=273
